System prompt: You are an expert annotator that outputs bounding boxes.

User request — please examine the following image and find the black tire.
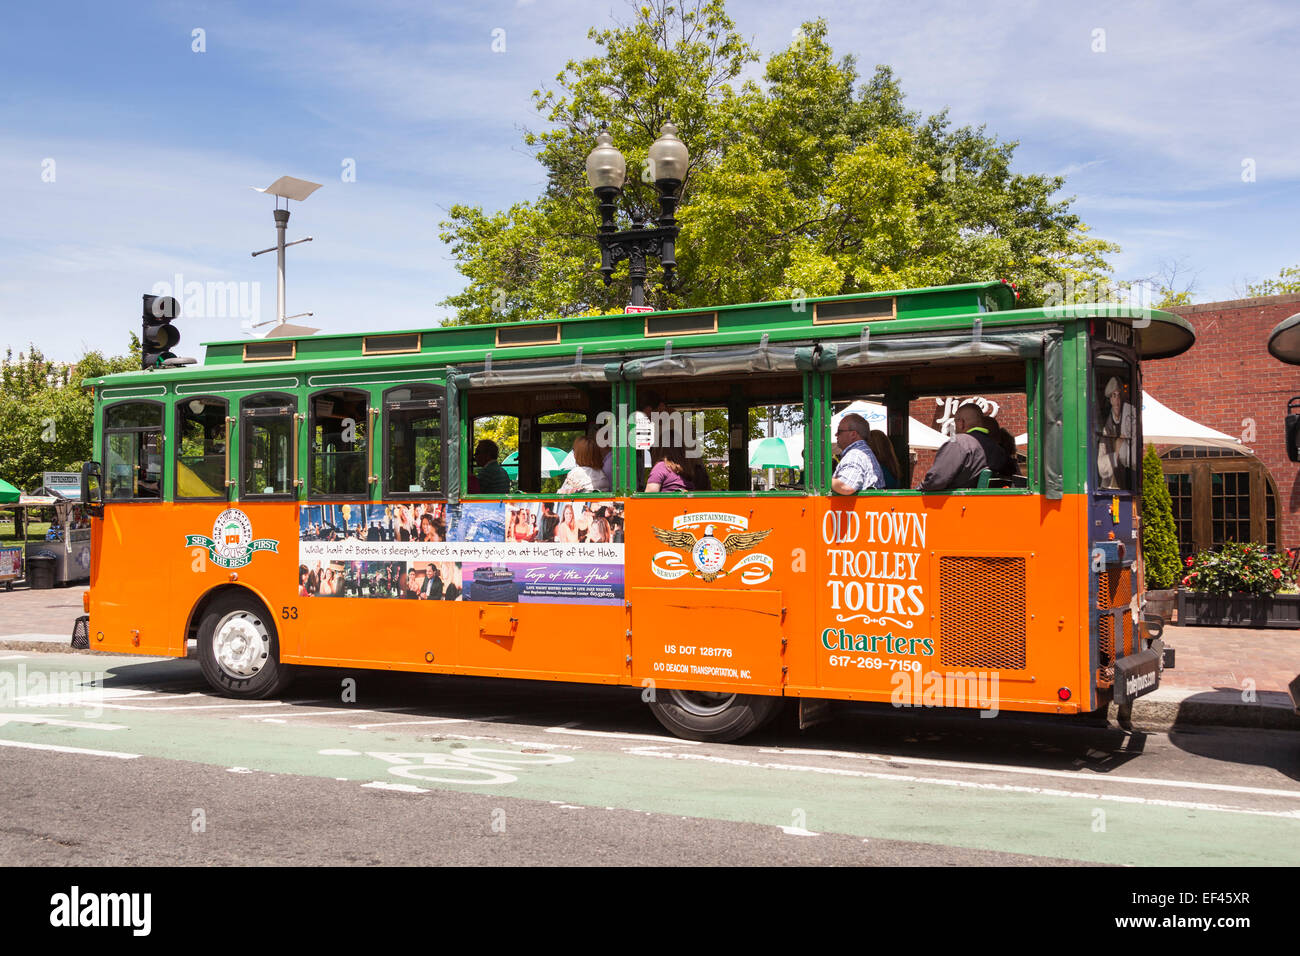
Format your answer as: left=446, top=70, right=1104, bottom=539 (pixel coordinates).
left=197, top=591, right=293, bottom=699
left=647, top=689, right=783, bottom=743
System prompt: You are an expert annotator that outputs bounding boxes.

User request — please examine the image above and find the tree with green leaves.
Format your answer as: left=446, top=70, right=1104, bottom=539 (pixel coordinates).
left=1140, top=443, right=1181, bottom=590
left=0, top=337, right=139, bottom=492
left=439, top=0, right=1117, bottom=323
left=1246, top=264, right=1300, bottom=297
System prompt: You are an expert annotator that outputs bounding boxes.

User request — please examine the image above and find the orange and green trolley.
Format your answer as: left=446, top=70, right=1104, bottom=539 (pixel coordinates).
left=76, top=281, right=1192, bottom=740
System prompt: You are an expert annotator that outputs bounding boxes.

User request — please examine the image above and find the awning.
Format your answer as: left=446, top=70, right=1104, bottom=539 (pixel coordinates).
left=1014, top=391, right=1249, bottom=452
left=0, top=479, right=20, bottom=504
left=1268, top=312, right=1300, bottom=365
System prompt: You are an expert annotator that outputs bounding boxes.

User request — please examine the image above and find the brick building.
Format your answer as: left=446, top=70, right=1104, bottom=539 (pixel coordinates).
left=1145, top=293, right=1300, bottom=554
left=903, top=293, right=1300, bottom=554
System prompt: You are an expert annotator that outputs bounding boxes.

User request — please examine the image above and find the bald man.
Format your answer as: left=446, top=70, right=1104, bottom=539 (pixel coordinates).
left=831, top=413, right=885, bottom=495
left=916, top=402, right=1004, bottom=492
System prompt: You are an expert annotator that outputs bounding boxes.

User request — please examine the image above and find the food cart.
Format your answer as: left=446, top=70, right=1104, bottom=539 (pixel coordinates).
left=0, top=472, right=93, bottom=587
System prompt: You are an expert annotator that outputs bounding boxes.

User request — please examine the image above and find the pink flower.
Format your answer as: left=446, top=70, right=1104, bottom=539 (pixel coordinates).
left=1185, top=556, right=1194, bottom=567
left=1181, top=576, right=1190, bottom=586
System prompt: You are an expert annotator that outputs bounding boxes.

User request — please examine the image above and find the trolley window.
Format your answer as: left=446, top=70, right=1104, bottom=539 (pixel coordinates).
left=383, top=384, right=443, bottom=498
left=103, top=401, right=163, bottom=501
left=175, top=396, right=229, bottom=500
left=241, top=393, right=297, bottom=498
left=309, top=389, right=370, bottom=500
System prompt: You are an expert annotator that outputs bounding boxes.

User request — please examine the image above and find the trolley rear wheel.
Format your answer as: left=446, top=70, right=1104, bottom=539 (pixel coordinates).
left=647, top=689, right=783, bottom=743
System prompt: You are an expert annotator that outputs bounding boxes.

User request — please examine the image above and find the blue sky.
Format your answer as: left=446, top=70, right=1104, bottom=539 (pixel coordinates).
left=2, top=0, right=1299, bottom=361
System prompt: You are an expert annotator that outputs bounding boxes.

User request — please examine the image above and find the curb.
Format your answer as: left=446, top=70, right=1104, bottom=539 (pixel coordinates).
left=1117, top=687, right=1300, bottom=732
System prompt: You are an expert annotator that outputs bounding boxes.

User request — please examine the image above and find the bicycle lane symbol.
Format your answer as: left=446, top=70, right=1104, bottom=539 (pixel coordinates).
left=320, top=746, right=575, bottom=785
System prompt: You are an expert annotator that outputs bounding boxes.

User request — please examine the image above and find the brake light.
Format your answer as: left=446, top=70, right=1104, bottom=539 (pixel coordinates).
left=1058, top=687, right=1071, bottom=701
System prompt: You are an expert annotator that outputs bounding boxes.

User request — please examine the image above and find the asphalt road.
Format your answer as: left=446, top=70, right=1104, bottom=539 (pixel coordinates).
left=1, top=651, right=1297, bottom=866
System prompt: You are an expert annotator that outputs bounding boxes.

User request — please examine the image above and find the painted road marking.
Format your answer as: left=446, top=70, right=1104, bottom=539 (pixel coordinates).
left=363, top=781, right=430, bottom=794
left=546, top=723, right=701, bottom=745
left=0, top=714, right=126, bottom=730
left=0, top=739, right=139, bottom=759
left=0, top=654, right=29, bottom=660
left=757, top=746, right=1300, bottom=799
left=322, top=747, right=577, bottom=786
left=350, top=718, right=471, bottom=729
left=629, top=746, right=1300, bottom=820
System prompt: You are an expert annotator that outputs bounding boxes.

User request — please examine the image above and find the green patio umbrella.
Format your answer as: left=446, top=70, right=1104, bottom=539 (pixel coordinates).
left=500, top=448, right=570, bottom=479
left=0, top=478, right=21, bottom=504
left=748, top=436, right=804, bottom=469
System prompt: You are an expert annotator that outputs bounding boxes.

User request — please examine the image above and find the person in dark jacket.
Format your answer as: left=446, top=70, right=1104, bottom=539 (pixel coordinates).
left=917, top=403, right=1003, bottom=491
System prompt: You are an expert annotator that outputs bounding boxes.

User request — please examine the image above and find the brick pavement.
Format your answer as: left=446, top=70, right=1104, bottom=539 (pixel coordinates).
left=0, top=583, right=86, bottom=637
left=0, top=582, right=1295, bottom=694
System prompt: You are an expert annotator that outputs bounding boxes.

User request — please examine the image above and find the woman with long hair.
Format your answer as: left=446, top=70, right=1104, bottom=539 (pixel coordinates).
left=558, top=436, right=612, bottom=495
left=555, top=504, right=579, bottom=543
left=866, top=430, right=903, bottom=490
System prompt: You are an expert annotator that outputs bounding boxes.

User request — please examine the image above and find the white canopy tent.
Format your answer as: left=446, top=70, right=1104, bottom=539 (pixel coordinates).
left=1014, top=392, right=1250, bottom=453
left=749, top=401, right=949, bottom=469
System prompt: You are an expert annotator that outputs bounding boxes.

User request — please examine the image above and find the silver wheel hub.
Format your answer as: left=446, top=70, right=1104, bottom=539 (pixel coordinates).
left=213, top=611, right=269, bottom=679
left=669, top=688, right=737, bottom=717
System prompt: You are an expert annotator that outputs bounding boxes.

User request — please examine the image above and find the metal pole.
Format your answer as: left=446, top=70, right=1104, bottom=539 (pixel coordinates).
left=273, top=208, right=290, bottom=324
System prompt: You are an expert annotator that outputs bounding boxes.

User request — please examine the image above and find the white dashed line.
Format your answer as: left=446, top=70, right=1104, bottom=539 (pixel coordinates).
left=0, top=739, right=139, bottom=759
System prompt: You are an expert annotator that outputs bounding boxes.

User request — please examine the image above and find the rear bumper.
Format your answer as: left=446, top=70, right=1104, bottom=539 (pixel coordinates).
left=1114, top=639, right=1163, bottom=706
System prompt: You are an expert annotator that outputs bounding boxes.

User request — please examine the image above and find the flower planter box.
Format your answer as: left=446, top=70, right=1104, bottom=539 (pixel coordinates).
left=1176, top=589, right=1300, bottom=628
left=1144, top=588, right=1177, bottom=622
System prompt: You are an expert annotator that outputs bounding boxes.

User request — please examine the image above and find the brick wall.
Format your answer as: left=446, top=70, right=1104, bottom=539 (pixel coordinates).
left=1147, top=294, right=1300, bottom=547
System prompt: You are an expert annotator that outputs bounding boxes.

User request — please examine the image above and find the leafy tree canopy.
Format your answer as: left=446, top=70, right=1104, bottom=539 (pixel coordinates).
left=1247, top=264, right=1300, bottom=297
left=0, top=336, right=139, bottom=492
left=439, top=0, right=1117, bottom=323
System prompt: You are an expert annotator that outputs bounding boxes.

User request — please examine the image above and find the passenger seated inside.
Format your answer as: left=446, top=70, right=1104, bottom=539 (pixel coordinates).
left=645, top=446, right=693, bottom=492
left=916, top=402, right=1006, bottom=491
left=473, top=439, right=511, bottom=494
left=831, top=414, right=885, bottom=495
left=983, top=414, right=1019, bottom=479
left=558, top=436, right=611, bottom=495
left=866, top=429, right=901, bottom=489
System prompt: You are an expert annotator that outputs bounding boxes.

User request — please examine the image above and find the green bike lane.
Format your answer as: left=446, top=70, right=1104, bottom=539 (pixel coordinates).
left=2, top=652, right=1298, bottom=866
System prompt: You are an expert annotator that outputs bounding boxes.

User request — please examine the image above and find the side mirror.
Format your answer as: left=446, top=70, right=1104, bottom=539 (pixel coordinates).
left=81, top=461, right=104, bottom=518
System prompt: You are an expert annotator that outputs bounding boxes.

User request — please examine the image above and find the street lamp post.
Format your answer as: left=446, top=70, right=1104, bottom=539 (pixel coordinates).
left=585, top=123, right=689, bottom=309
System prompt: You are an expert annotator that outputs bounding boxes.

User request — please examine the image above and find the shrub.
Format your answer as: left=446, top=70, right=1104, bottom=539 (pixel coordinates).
left=1140, top=444, right=1180, bottom=590
left=1181, top=541, right=1296, bottom=596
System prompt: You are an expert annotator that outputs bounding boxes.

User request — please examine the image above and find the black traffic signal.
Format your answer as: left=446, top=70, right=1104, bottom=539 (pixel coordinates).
left=141, top=294, right=180, bottom=370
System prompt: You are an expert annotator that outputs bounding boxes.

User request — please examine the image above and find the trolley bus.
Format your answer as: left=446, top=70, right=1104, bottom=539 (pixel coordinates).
left=76, top=281, right=1192, bottom=741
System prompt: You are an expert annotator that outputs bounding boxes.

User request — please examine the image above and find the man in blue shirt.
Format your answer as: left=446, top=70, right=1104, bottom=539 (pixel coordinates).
left=831, top=413, right=885, bottom=494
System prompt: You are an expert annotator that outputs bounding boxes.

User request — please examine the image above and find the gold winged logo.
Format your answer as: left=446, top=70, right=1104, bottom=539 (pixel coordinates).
left=650, top=523, right=773, bottom=582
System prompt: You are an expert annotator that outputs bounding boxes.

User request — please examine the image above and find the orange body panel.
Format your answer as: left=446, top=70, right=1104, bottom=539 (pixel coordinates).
left=86, top=493, right=1092, bottom=714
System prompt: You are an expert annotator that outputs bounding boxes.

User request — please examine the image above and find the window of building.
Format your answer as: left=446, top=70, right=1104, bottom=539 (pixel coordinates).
left=1165, top=472, right=1193, bottom=559
left=103, top=401, right=163, bottom=501
left=175, top=397, right=229, bottom=500
left=1211, top=471, right=1252, bottom=547
left=1159, top=451, right=1280, bottom=554
left=241, top=393, right=297, bottom=498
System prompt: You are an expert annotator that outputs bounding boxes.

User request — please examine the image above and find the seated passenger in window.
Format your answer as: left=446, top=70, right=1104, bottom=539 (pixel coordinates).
left=866, top=430, right=902, bottom=490
left=558, top=436, right=612, bottom=495
left=831, top=414, right=885, bottom=495
left=645, top=446, right=693, bottom=493
left=981, top=414, right=1019, bottom=479
left=916, top=403, right=999, bottom=491
left=474, top=440, right=511, bottom=494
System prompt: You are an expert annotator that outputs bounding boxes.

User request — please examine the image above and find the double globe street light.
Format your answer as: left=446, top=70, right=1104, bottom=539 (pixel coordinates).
left=584, top=122, right=689, bottom=310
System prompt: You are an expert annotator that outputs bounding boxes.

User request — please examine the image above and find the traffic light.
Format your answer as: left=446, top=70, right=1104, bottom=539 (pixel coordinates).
left=141, top=294, right=180, bottom=370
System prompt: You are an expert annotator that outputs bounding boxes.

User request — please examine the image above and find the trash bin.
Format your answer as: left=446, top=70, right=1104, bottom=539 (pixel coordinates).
left=26, top=555, right=57, bottom=590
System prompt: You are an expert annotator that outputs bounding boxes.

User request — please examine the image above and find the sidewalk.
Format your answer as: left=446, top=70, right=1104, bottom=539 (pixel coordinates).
left=1, top=583, right=1296, bottom=730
